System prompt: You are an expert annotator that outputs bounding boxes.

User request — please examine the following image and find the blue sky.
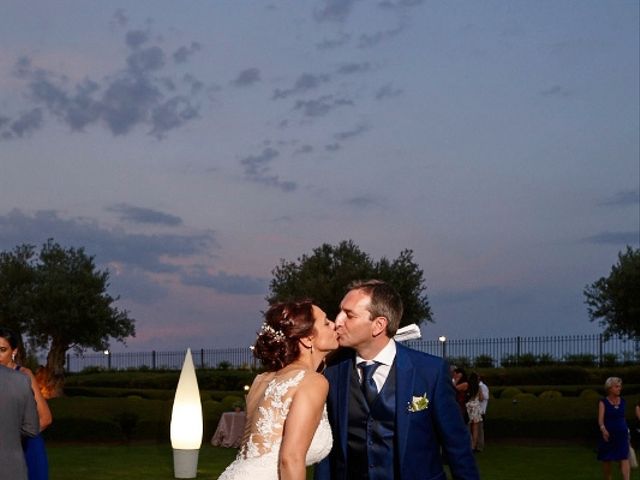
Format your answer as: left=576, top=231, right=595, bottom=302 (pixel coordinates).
left=1, top=0, right=638, bottom=352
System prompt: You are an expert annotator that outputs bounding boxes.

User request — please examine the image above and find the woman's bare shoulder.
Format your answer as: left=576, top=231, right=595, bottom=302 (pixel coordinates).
left=299, top=371, right=328, bottom=392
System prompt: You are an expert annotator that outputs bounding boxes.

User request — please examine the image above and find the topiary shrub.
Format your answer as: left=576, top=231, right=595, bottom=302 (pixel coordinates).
left=539, top=390, right=562, bottom=399
left=580, top=389, right=600, bottom=400
left=514, top=393, right=536, bottom=401
left=500, top=387, right=523, bottom=399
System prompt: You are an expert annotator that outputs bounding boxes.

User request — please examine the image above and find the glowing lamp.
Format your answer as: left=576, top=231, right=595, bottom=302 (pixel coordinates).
left=170, top=348, right=203, bottom=478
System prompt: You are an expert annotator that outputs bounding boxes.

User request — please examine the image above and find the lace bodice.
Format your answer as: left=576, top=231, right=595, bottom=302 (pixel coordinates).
left=218, top=369, right=333, bottom=479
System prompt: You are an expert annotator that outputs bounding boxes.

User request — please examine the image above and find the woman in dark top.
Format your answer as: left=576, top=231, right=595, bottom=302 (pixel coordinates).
left=452, top=367, right=469, bottom=424
left=597, top=376, right=630, bottom=480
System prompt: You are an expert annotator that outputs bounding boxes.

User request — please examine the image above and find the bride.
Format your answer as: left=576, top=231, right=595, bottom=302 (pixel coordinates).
left=219, top=300, right=338, bottom=480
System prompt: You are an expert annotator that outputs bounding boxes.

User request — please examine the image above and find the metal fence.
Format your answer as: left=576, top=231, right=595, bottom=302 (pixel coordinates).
left=64, top=334, right=640, bottom=372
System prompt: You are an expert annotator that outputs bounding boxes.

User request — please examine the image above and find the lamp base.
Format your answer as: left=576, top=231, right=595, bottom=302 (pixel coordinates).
left=173, top=448, right=199, bottom=478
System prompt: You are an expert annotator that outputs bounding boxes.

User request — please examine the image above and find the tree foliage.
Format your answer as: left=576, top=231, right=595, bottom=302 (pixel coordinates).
left=0, top=239, right=135, bottom=397
left=268, top=240, right=433, bottom=326
left=584, top=246, right=640, bottom=340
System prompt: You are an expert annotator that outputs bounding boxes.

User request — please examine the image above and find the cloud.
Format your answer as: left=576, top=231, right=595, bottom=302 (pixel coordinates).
left=173, top=42, right=202, bottom=64
left=336, top=62, right=371, bottom=75
left=378, top=0, right=425, bottom=10
left=345, top=195, right=382, bottom=208
left=125, top=30, right=149, bottom=49
left=294, top=144, right=314, bottom=155
left=313, top=0, right=359, bottom=23
left=0, top=209, right=217, bottom=274
left=109, top=269, right=168, bottom=304
left=240, top=148, right=297, bottom=192
left=149, top=95, right=200, bottom=139
left=598, top=189, right=639, bottom=207
left=232, top=68, right=261, bottom=87
left=334, top=123, right=368, bottom=141
left=273, top=73, right=330, bottom=100
left=317, top=33, right=351, bottom=50
left=375, top=83, right=403, bottom=100
left=0, top=108, right=43, bottom=140
left=107, top=204, right=183, bottom=226
left=583, top=231, right=640, bottom=245
left=110, top=9, right=128, bottom=30
left=181, top=268, right=267, bottom=295
left=294, top=95, right=354, bottom=117
left=1, top=29, right=204, bottom=140
left=540, top=85, right=572, bottom=97
left=357, top=24, right=404, bottom=48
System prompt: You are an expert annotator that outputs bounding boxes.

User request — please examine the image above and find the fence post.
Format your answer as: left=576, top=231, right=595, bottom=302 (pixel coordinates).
left=200, top=348, right=205, bottom=368
left=152, top=350, right=156, bottom=370
left=517, top=336, right=521, bottom=365
left=598, top=334, right=603, bottom=367
left=107, top=351, right=112, bottom=370
left=66, top=353, right=70, bottom=373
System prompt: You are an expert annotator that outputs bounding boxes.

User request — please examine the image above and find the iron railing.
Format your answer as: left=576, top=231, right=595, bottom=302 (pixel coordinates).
left=64, top=334, right=640, bottom=372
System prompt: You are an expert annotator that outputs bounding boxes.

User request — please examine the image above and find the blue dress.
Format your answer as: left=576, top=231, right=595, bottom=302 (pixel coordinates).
left=597, top=397, right=630, bottom=461
left=15, top=365, right=49, bottom=480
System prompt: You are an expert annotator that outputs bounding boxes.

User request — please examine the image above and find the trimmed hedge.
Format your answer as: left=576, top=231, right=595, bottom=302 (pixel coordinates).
left=64, top=369, right=256, bottom=391
left=45, top=393, right=244, bottom=443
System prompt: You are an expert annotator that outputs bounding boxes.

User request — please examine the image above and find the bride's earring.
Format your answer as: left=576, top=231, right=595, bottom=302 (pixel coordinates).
left=11, top=352, right=16, bottom=362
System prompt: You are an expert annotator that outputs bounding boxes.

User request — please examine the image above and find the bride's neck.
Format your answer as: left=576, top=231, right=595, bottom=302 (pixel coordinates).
left=287, top=352, right=324, bottom=372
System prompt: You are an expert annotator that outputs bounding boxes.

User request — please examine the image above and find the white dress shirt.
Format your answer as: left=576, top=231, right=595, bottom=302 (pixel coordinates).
left=355, top=339, right=397, bottom=393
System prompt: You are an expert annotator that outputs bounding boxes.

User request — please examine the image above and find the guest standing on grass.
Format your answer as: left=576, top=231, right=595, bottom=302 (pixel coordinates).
left=0, top=327, right=52, bottom=480
left=0, top=349, right=39, bottom=480
left=477, top=375, right=489, bottom=452
left=597, top=377, right=630, bottom=480
left=465, top=372, right=484, bottom=452
left=453, top=367, right=470, bottom=424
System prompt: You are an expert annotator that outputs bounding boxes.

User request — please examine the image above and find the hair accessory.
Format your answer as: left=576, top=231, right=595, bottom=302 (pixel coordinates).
left=260, top=323, right=286, bottom=342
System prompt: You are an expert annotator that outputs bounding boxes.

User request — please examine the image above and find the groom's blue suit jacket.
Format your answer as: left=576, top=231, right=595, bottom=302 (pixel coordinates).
left=314, top=342, right=479, bottom=480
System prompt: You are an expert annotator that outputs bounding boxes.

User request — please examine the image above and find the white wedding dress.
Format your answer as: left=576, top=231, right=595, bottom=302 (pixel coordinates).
left=218, top=370, right=333, bottom=479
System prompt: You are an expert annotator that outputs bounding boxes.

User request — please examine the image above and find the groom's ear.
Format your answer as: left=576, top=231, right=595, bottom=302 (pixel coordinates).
left=371, top=316, right=388, bottom=336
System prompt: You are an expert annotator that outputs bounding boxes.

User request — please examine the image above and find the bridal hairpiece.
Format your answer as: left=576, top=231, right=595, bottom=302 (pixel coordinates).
left=260, top=323, right=286, bottom=342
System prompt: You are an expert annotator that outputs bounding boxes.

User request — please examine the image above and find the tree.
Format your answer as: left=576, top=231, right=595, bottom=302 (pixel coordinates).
left=584, top=246, right=640, bottom=340
left=0, top=239, right=135, bottom=397
left=268, top=240, right=433, bottom=326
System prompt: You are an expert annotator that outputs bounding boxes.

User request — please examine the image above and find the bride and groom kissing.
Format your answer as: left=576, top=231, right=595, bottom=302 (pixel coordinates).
left=219, top=279, right=479, bottom=480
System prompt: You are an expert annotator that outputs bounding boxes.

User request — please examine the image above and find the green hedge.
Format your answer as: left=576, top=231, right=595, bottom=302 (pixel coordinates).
left=64, top=369, right=257, bottom=391
left=476, top=365, right=640, bottom=386
left=45, top=393, right=245, bottom=443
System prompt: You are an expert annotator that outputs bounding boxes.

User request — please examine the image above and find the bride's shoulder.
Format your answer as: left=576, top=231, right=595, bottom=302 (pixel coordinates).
left=299, top=370, right=328, bottom=393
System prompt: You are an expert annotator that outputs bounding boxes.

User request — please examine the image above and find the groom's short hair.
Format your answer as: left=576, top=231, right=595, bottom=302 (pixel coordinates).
left=347, top=279, right=403, bottom=337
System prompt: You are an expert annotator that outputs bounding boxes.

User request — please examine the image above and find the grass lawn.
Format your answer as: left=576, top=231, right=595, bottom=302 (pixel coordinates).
left=46, top=440, right=626, bottom=479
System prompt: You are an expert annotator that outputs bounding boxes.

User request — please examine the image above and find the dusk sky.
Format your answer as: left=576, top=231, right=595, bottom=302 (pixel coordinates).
left=1, top=1, right=638, bottom=353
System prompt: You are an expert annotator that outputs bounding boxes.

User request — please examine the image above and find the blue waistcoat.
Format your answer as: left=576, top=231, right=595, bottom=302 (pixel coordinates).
left=347, top=361, right=397, bottom=480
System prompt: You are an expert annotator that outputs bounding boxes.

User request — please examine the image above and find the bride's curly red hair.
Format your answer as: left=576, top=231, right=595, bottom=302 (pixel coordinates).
left=253, top=300, right=315, bottom=371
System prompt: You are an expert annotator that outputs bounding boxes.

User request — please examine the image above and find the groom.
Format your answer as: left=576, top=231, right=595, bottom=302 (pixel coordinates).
left=314, top=280, right=479, bottom=480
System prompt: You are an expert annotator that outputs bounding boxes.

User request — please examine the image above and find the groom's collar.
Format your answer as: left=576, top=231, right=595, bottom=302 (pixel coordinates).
left=355, top=338, right=396, bottom=367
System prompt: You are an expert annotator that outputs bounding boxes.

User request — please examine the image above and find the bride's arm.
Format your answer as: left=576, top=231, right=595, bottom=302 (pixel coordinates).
left=279, top=373, right=329, bottom=480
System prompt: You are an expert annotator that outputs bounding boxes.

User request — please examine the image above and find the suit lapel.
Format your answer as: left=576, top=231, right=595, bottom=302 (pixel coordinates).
left=336, top=356, right=353, bottom=459
left=395, top=345, right=414, bottom=467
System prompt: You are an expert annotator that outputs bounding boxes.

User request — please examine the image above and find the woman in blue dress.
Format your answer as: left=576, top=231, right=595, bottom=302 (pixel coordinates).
left=597, top=376, right=630, bottom=480
left=0, top=327, right=52, bottom=480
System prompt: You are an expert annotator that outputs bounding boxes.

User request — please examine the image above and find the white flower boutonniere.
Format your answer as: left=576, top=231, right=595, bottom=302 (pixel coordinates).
left=407, top=393, right=429, bottom=412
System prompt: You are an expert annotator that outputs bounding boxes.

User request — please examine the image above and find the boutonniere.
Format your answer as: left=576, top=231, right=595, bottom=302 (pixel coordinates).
left=407, top=393, right=429, bottom=412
